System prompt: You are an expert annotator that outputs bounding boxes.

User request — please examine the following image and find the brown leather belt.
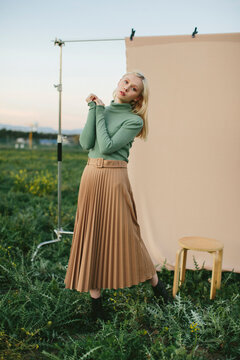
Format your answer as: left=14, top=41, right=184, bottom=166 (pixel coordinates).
left=87, top=157, right=128, bottom=168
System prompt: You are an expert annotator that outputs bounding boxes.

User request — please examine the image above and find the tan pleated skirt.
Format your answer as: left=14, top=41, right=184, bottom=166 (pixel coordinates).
left=64, top=157, right=156, bottom=292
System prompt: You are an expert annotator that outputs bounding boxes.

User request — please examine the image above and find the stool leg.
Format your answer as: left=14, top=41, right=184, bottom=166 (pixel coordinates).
left=210, top=251, right=219, bottom=300
left=216, top=249, right=223, bottom=289
left=173, top=248, right=184, bottom=298
left=180, top=248, right=187, bottom=284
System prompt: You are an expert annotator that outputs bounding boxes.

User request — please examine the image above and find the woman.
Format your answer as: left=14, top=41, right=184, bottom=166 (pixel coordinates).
left=64, top=71, right=171, bottom=321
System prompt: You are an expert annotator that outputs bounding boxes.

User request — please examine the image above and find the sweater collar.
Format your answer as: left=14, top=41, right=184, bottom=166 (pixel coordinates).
left=109, top=99, right=133, bottom=112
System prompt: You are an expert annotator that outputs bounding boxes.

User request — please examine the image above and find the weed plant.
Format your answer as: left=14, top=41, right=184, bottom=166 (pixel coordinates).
left=0, top=147, right=239, bottom=359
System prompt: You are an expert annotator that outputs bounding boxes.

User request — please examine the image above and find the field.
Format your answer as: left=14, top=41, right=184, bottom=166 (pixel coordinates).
left=0, top=147, right=240, bottom=359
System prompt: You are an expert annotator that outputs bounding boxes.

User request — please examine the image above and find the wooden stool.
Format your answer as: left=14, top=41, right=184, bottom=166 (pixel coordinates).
left=173, top=236, right=224, bottom=300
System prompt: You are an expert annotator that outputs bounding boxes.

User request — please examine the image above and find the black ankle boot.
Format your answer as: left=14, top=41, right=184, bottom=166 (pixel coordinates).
left=152, top=279, right=173, bottom=304
left=90, top=296, right=107, bottom=321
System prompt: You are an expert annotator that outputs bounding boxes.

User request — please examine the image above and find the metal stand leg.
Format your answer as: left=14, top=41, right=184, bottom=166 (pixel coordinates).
left=31, top=229, right=74, bottom=262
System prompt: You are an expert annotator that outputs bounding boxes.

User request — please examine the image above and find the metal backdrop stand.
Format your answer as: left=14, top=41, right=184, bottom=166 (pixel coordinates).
left=31, top=29, right=136, bottom=261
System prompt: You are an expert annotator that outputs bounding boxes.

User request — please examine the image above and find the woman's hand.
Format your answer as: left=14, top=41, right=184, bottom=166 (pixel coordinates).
left=86, top=93, right=98, bottom=104
left=94, top=98, right=105, bottom=106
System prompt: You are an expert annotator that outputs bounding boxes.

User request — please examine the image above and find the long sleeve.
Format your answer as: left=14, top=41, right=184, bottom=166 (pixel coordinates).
left=95, top=105, right=143, bottom=155
left=79, top=101, right=96, bottom=150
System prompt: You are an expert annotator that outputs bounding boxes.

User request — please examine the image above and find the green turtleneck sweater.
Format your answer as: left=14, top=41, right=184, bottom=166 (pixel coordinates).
left=79, top=99, right=143, bottom=163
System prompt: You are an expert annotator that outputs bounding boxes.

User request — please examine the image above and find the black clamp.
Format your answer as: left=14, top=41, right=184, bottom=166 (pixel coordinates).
left=192, top=27, right=198, bottom=38
left=130, top=28, right=135, bottom=41
left=54, top=38, right=65, bottom=46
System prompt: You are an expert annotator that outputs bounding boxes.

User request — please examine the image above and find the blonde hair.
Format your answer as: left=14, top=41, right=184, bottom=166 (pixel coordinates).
left=112, top=70, right=149, bottom=141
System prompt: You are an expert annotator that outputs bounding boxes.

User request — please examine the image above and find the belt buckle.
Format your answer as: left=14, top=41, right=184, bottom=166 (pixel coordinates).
left=97, top=158, right=104, bottom=168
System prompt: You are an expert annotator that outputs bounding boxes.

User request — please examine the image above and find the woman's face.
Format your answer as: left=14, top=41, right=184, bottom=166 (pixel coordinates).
left=116, top=74, right=143, bottom=104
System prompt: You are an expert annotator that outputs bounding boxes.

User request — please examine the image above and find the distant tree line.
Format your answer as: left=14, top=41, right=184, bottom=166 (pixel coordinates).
left=0, top=128, right=58, bottom=140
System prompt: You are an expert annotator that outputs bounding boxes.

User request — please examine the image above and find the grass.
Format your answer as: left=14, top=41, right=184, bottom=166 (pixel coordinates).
left=0, top=146, right=240, bottom=359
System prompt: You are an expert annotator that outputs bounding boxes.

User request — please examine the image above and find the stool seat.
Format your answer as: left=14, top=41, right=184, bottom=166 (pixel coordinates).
left=173, top=236, right=224, bottom=300
left=179, top=236, right=224, bottom=252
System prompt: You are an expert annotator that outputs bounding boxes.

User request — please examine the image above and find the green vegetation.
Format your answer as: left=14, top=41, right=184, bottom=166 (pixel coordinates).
left=0, top=147, right=239, bottom=359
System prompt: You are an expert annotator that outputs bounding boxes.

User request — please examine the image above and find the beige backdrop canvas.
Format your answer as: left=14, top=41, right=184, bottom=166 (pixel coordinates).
left=125, top=33, right=240, bottom=273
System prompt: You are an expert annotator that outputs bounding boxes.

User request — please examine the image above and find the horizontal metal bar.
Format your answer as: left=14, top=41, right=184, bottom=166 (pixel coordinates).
left=52, top=37, right=125, bottom=43
left=58, top=230, right=74, bottom=235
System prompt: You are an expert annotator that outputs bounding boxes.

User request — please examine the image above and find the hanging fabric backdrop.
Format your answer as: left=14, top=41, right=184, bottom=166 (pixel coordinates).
left=125, top=32, right=240, bottom=273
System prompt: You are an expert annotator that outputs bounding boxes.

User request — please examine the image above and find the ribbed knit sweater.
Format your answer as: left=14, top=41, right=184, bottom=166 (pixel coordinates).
left=79, top=100, right=143, bottom=163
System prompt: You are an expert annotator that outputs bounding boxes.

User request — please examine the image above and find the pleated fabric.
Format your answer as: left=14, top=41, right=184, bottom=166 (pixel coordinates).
left=64, top=157, right=156, bottom=292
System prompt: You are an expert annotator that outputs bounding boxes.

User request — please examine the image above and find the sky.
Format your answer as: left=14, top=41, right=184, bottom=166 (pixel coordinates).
left=0, top=0, right=240, bottom=131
